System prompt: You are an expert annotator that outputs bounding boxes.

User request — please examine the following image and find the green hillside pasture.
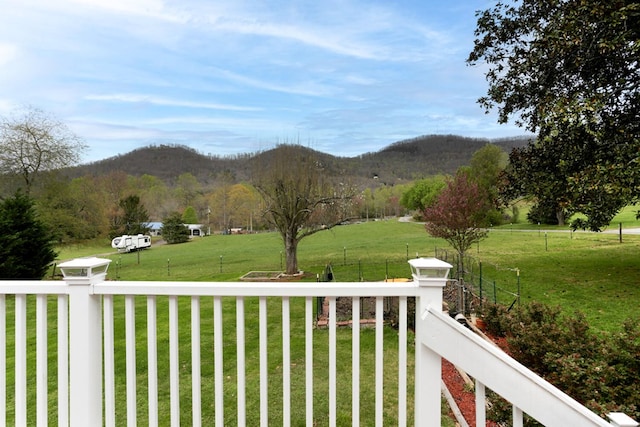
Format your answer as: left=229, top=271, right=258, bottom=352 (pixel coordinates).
left=54, top=219, right=640, bottom=332
left=473, top=229, right=640, bottom=332
left=610, top=204, right=640, bottom=228
left=498, top=203, right=640, bottom=231
left=36, top=219, right=640, bottom=425
left=78, top=221, right=439, bottom=282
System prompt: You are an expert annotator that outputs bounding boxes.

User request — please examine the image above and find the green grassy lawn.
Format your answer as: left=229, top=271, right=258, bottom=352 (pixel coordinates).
left=37, top=212, right=640, bottom=424
left=472, top=229, right=640, bottom=332
left=54, top=215, right=640, bottom=333
left=3, top=294, right=415, bottom=426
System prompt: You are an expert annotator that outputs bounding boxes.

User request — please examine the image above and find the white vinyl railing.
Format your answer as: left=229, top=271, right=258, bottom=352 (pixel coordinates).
left=0, top=257, right=637, bottom=427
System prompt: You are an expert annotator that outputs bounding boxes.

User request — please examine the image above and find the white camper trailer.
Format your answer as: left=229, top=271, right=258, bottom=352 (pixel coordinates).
left=111, top=234, right=151, bottom=253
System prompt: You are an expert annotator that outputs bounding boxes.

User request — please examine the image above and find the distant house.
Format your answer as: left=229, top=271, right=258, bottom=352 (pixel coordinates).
left=144, top=222, right=204, bottom=238
left=145, top=222, right=163, bottom=236
left=186, top=224, right=204, bottom=237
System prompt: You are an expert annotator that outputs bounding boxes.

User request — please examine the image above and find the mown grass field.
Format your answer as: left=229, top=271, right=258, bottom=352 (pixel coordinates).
left=26, top=208, right=638, bottom=425
left=56, top=207, right=640, bottom=333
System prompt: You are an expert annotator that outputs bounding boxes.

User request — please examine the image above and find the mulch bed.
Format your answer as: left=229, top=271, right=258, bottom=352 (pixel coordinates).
left=441, top=323, right=509, bottom=426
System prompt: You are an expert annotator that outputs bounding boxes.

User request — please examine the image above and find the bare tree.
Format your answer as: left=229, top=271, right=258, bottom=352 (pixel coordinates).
left=253, top=144, right=354, bottom=275
left=0, top=106, right=86, bottom=193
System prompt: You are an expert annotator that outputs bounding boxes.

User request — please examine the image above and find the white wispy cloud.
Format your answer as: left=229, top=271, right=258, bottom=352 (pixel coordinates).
left=85, top=94, right=261, bottom=112
left=207, top=68, right=338, bottom=98
left=0, top=0, right=525, bottom=162
left=0, top=43, right=18, bottom=66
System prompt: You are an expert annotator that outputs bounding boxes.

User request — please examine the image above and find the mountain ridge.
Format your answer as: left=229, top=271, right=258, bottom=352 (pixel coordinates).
left=67, top=134, right=530, bottom=186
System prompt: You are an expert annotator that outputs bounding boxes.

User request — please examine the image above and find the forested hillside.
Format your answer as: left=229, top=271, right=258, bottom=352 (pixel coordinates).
left=67, top=134, right=529, bottom=186
left=0, top=133, right=529, bottom=242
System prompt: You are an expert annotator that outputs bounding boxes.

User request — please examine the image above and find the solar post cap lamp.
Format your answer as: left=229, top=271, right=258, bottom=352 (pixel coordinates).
left=58, top=257, right=112, bottom=285
left=408, top=257, right=452, bottom=282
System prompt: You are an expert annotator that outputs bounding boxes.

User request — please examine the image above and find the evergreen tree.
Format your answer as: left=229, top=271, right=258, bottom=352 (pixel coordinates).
left=109, top=195, right=150, bottom=238
left=161, top=212, right=190, bottom=244
left=0, top=191, right=57, bottom=279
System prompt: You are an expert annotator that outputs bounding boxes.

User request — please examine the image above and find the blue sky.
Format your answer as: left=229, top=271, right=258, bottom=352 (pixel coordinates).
left=0, top=0, right=525, bottom=163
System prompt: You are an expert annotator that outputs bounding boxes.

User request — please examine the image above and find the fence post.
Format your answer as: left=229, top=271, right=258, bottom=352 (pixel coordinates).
left=409, top=257, right=452, bottom=427
left=59, top=257, right=112, bottom=427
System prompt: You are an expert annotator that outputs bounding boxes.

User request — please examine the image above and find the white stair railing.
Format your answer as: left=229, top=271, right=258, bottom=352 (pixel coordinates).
left=417, top=305, right=636, bottom=427
left=0, top=257, right=637, bottom=427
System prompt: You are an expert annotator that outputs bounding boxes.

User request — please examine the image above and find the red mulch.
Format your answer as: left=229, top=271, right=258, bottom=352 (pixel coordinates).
left=441, top=326, right=507, bottom=426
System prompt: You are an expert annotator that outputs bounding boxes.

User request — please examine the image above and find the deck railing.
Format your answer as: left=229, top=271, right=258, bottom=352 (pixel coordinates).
left=0, top=257, right=637, bottom=427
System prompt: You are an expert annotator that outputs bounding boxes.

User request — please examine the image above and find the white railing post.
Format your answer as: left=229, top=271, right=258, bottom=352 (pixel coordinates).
left=59, top=257, right=111, bottom=427
left=409, top=258, right=452, bottom=427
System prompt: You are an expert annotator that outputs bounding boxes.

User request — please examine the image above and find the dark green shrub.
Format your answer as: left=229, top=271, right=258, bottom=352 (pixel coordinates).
left=485, top=301, right=640, bottom=423
left=161, top=212, right=190, bottom=244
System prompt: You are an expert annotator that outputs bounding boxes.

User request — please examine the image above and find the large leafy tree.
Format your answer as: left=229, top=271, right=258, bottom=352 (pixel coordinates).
left=253, top=145, right=354, bottom=275
left=37, top=177, right=106, bottom=242
left=502, top=140, right=577, bottom=226
left=400, top=176, right=446, bottom=216
left=468, top=0, right=640, bottom=231
left=465, top=143, right=509, bottom=225
left=181, top=206, right=199, bottom=224
left=0, top=191, right=57, bottom=279
left=0, top=106, right=87, bottom=194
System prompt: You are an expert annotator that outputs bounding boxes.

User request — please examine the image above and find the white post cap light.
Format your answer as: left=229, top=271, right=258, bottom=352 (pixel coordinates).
left=58, top=257, right=111, bottom=285
left=408, top=257, right=452, bottom=285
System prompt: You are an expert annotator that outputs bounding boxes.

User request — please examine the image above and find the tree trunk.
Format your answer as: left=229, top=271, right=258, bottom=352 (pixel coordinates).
left=284, top=232, right=299, bottom=275
left=556, top=208, right=566, bottom=226
left=457, top=250, right=465, bottom=314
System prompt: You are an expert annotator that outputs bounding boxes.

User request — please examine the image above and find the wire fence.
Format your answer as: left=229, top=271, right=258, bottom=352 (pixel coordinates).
left=101, top=244, right=520, bottom=321
left=435, top=248, right=521, bottom=315
left=311, top=247, right=521, bottom=327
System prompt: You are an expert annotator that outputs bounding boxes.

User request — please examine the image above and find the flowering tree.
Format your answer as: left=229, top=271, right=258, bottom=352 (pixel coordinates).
left=423, top=173, right=490, bottom=310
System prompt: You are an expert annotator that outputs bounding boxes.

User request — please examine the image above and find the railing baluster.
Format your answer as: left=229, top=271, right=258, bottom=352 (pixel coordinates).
left=36, top=294, right=47, bottom=426
left=513, top=405, right=524, bottom=427
left=0, top=294, right=7, bottom=427
left=191, top=296, right=201, bottom=427
left=214, top=296, right=223, bottom=426
left=398, top=296, right=407, bottom=427
left=305, top=296, right=313, bottom=427
left=125, top=295, right=137, bottom=426
left=236, top=297, right=246, bottom=427
left=104, top=295, right=115, bottom=427
left=169, top=295, right=179, bottom=427
left=352, top=297, right=360, bottom=426
left=147, top=296, right=158, bottom=427
left=15, top=294, right=27, bottom=426
left=282, top=297, right=291, bottom=427
left=329, top=296, right=337, bottom=427
left=58, top=295, right=68, bottom=427
left=6, top=256, right=631, bottom=427
left=259, top=296, right=268, bottom=427
left=375, top=296, right=384, bottom=427
left=476, top=379, right=486, bottom=426
left=0, top=294, right=4, bottom=427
